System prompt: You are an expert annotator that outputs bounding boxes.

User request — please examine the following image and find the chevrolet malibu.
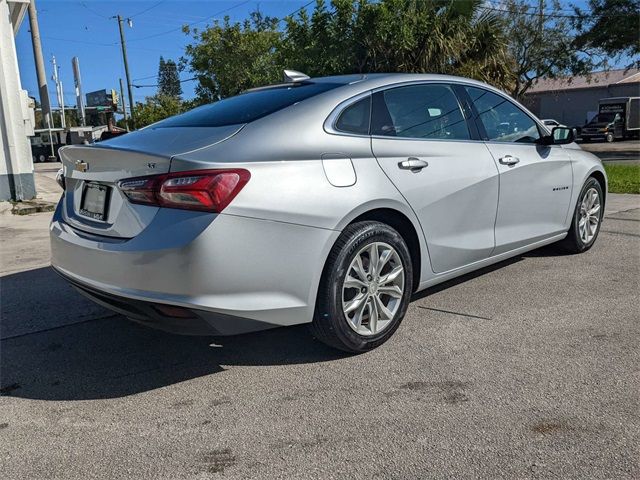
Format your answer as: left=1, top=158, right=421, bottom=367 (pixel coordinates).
left=51, top=72, right=607, bottom=352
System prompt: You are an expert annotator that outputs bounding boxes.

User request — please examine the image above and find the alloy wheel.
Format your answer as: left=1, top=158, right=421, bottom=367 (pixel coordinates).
left=341, top=242, right=405, bottom=336
left=578, top=187, right=601, bottom=244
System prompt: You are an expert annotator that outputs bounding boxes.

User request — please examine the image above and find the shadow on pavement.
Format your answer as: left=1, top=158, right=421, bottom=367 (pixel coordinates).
left=0, top=267, right=345, bottom=402
left=1, top=243, right=570, bottom=402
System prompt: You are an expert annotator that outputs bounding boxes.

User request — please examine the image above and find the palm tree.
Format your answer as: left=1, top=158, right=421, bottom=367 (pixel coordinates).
left=282, top=0, right=516, bottom=92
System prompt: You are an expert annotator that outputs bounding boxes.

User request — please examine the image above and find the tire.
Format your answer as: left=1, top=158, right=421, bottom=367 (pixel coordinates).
left=557, top=177, right=604, bottom=254
left=310, top=221, right=413, bottom=353
left=605, top=132, right=615, bottom=143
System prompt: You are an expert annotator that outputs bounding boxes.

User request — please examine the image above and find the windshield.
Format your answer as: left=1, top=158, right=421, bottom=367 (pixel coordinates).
left=590, top=113, right=616, bottom=124
left=151, top=82, right=342, bottom=128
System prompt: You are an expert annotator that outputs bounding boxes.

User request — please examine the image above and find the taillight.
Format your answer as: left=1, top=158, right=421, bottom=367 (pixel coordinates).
left=118, top=169, right=250, bottom=213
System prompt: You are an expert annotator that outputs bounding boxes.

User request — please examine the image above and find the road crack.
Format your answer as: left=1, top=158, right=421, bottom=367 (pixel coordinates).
left=417, top=305, right=491, bottom=320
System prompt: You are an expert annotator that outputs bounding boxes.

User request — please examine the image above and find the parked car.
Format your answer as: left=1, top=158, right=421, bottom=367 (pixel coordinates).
left=541, top=119, right=566, bottom=129
left=581, top=97, right=640, bottom=142
left=541, top=119, right=581, bottom=140
left=51, top=72, right=607, bottom=352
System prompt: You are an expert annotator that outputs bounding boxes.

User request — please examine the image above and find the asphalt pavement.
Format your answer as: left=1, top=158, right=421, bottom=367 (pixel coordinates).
left=579, top=139, right=640, bottom=164
left=0, top=173, right=638, bottom=479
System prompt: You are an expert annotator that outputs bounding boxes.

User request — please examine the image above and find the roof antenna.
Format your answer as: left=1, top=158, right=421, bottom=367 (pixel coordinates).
left=283, top=69, right=310, bottom=83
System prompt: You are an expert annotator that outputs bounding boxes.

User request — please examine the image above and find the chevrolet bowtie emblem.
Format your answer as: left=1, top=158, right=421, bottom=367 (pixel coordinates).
left=75, top=161, right=89, bottom=172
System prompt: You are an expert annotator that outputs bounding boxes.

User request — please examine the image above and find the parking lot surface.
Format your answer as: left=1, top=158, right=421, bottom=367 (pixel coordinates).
left=579, top=139, right=640, bottom=164
left=0, top=187, right=638, bottom=479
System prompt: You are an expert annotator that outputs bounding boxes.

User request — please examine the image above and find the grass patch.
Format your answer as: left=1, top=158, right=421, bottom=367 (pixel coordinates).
left=604, top=164, right=640, bottom=194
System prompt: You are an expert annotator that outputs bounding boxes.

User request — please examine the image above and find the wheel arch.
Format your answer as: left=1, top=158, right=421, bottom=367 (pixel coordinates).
left=589, top=169, right=607, bottom=210
left=338, top=207, right=424, bottom=293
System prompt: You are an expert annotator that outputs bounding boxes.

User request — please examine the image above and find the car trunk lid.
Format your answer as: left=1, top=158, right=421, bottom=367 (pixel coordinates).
left=59, top=125, right=243, bottom=238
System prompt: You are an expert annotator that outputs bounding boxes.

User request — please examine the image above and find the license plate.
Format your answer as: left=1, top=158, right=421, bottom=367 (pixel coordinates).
left=80, top=183, right=110, bottom=221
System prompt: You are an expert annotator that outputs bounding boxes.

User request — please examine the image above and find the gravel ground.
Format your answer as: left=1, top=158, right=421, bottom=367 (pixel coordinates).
left=0, top=181, right=638, bottom=479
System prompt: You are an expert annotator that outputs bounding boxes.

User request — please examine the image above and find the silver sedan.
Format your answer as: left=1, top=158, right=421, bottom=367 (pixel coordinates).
left=51, top=72, right=607, bottom=352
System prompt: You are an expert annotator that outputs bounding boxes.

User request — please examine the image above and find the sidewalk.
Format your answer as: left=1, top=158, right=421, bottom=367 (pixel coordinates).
left=0, top=162, right=62, bottom=275
left=0, top=162, right=62, bottom=216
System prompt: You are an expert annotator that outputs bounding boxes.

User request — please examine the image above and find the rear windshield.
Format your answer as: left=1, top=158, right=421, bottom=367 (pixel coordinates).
left=153, top=82, right=342, bottom=128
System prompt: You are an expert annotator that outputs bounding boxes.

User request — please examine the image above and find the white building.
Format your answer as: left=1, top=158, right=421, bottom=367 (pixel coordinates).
left=0, top=0, right=36, bottom=200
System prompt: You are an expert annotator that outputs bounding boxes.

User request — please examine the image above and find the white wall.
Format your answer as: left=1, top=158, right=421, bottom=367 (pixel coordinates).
left=0, top=0, right=35, bottom=200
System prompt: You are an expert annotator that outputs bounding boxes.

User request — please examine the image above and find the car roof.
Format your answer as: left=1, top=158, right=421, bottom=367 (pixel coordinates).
left=311, top=72, right=492, bottom=88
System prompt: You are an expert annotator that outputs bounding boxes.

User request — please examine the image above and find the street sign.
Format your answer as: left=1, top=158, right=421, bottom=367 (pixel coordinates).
left=86, top=89, right=117, bottom=108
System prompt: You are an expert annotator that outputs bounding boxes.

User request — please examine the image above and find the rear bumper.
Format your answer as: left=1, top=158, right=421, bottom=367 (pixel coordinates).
left=55, top=268, right=270, bottom=335
left=50, top=200, right=339, bottom=335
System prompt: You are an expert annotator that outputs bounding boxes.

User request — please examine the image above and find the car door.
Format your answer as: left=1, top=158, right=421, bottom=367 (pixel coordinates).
left=370, top=83, right=499, bottom=274
left=463, top=86, right=573, bottom=255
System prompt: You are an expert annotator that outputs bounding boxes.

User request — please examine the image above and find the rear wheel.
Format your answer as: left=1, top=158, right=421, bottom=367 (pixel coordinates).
left=311, top=221, right=413, bottom=353
left=557, top=177, right=604, bottom=253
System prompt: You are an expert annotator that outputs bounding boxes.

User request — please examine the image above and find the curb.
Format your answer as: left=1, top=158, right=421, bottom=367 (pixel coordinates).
left=10, top=200, right=56, bottom=216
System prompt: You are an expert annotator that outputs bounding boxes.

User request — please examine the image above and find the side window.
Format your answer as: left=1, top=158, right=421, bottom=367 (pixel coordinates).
left=465, top=86, right=540, bottom=143
left=371, top=84, right=470, bottom=140
left=335, top=96, right=371, bottom=135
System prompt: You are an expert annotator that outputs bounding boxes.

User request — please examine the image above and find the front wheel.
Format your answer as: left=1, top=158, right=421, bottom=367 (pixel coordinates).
left=605, top=131, right=615, bottom=143
left=310, top=221, right=413, bottom=353
left=557, top=177, right=604, bottom=253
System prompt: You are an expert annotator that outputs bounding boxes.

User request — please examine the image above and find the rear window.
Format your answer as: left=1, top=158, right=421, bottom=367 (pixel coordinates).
left=153, top=82, right=342, bottom=128
left=335, top=96, right=371, bottom=135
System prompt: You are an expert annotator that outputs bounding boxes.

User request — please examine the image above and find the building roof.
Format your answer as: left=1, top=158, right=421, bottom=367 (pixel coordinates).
left=528, top=68, right=640, bottom=93
left=8, top=0, right=29, bottom=36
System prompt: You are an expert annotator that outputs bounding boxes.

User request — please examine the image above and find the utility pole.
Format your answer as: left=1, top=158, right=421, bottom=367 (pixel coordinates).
left=27, top=0, right=54, bottom=160
left=119, top=77, right=129, bottom=131
left=51, top=55, right=65, bottom=129
left=115, top=15, right=136, bottom=129
left=72, top=56, right=86, bottom=126
left=27, top=0, right=52, bottom=133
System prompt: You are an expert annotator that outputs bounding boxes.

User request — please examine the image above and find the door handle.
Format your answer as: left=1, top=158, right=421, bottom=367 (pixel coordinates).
left=499, top=155, right=520, bottom=166
left=398, top=158, right=429, bottom=171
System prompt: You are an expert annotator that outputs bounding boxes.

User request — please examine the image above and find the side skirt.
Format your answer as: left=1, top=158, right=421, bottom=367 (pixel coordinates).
left=416, top=232, right=567, bottom=292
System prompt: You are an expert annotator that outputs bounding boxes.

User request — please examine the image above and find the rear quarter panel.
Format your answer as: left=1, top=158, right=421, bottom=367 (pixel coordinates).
left=170, top=104, right=433, bottom=290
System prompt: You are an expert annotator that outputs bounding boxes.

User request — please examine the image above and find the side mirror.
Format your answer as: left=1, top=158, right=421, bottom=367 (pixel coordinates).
left=538, top=126, right=574, bottom=145
left=552, top=126, right=575, bottom=144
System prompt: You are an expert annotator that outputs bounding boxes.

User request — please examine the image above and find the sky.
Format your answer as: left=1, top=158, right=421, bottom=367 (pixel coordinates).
left=15, top=0, right=312, bottom=106
left=15, top=0, right=601, bottom=110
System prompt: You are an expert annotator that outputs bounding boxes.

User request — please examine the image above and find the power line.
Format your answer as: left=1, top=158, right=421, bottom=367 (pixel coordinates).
left=480, top=4, right=580, bottom=19
left=80, top=1, right=110, bottom=20
left=133, top=73, right=163, bottom=82
left=41, top=35, right=115, bottom=47
left=132, top=77, right=197, bottom=88
left=481, top=2, right=633, bottom=20
left=129, top=0, right=316, bottom=82
left=81, top=0, right=167, bottom=21
left=128, top=1, right=166, bottom=19
left=126, top=0, right=253, bottom=43
left=487, top=0, right=578, bottom=16
left=280, top=0, right=316, bottom=22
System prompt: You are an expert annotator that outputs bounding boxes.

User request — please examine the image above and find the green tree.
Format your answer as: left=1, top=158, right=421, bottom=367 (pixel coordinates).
left=133, top=94, right=185, bottom=128
left=157, top=56, right=183, bottom=98
left=183, top=12, right=281, bottom=101
left=183, top=0, right=516, bottom=102
left=501, top=0, right=606, bottom=99
left=280, top=0, right=515, bottom=88
left=573, top=0, right=640, bottom=64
